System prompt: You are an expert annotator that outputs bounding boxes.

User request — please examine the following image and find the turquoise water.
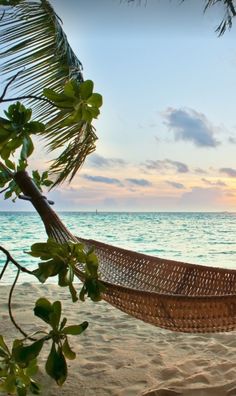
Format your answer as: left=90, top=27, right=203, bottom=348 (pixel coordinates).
left=1, top=211, right=236, bottom=284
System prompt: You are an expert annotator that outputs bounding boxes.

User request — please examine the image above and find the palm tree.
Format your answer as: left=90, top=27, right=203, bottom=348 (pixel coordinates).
left=0, top=0, right=235, bottom=188
left=0, top=0, right=99, bottom=185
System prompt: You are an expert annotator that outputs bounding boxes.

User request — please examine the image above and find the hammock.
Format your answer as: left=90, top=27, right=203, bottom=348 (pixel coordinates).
left=15, top=171, right=236, bottom=334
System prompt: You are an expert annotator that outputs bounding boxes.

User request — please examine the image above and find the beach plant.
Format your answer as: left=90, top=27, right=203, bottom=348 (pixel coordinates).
left=0, top=72, right=105, bottom=396
left=0, top=0, right=104, bottom=394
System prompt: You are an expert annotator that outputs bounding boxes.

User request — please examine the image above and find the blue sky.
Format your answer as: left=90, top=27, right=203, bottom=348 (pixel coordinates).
left=2, top=0, right=236, bottom=211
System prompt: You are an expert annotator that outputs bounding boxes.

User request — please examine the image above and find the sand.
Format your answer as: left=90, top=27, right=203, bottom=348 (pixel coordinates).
left=1, top=283, right=236, bottom=396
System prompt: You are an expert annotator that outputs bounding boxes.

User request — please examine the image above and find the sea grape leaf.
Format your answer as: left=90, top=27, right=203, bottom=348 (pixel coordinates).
left=80, top=80, right=94, bottom=100
left=13, top=339, right=44, bottom=368
left=32, top=260, right=63, bottom=283
left=50, top=301, right=62, bottom=331
left=20, top=136, right=34, bottom=160
left=87, top=93, right=103, bottom=108
left=34, top=298, right=53, bottom=325
left=62, top=322, right=88, bottom=336
left=29, top=380, right=40, bottom=395
left=45, top=343, right=67, bottom=386
left=0, top=335, right=10, bottom=354
left=68, top=281, right=78, bottom=303
left=62, top=338, right=76, bottom=360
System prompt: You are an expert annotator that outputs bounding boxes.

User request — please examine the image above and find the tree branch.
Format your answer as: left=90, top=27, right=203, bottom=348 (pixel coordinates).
left=0, top=71, right=22, bottom=101
left=0, top=246, right=34, bottom=276
left=0, top=246, right=36, bottom=340
left=8, top=268, right=30, bottom=338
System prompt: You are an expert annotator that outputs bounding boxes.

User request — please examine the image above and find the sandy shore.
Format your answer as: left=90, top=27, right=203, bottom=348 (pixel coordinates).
left=1, top=283, right=236, bottom=396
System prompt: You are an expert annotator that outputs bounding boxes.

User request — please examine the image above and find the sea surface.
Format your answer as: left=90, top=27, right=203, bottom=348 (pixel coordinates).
left=1, top=211, right=236, bottom=284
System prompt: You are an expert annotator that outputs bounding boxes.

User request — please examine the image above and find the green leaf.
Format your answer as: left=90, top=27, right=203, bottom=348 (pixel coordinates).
left=25, top=359, right=38, bottom=377
left=29, top=381, right=40, bottom=395
left=62, top=338, right=76, bottom=360
left=45, top=343, right=67, bottom=386
left=81, top=107, right=93, bottom=123
left=32, top=170, right=40, bottom=182
left=43, top=179, right=54, bottom=187
left=13, top=339, right=44, bottom=368
left=50, top=301, right=61, bottom=331
left=0, top=349, right=8, bottom=358
left=1, top=144, right=12, bottom=160
left=4, top=158, right=15, bottom=170
left=0, top=335, right=10, bottom=354
left=87, top=93, right=103, bottom=108
left=17, top=159, right=27, bottom=171
left=16, top=384, right=27, bottom=396
left=62, top=322, right=88, bottom=335
left=89, top=106, right=100, bottom=119
left=80, top=80, right=94, bottom=100
left=69, top=282, right=78, bottom=303
left=58, top=267, right=70, bottom=287
left=59, top=317, right=67, bottom=331
left=32, top=260, right=63, bottom=283
left=63, top=80, right=76, bottom=99
left=28, top=240, right=59, bottom=260
left=2, top=374, right=16, bottom=394
left=4, top=190, right=12, bottom=200
left=43, top=88, right=65, bottom=102
left=34, top=298, right=53, bottom=325
left=20, top=136, right=34, bottom=160
left=26, top=121, right=45, bottom=134
left=79, top=285, right=86, bottom=302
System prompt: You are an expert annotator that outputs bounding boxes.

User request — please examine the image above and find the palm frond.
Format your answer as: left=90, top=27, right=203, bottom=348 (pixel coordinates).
left=204, top=0, right=236, bottom=35
left=126, top=0, right=236, bottom=35
left=0, top=0, right=98, bottom=185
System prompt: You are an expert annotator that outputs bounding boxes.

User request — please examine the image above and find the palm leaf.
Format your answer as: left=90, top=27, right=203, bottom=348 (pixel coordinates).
left=204, top=0, right=236, bottom=35
left=126, top=0, right=236, bottom=36
left=0, top=0, right=98, bottom=185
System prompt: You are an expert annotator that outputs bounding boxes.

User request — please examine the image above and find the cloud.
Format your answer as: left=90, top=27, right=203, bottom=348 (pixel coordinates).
left=201, top=178, right=226, bottom=187
left=125, top=178, right=152, bottom=187
left=228, top=137, right=236, bottom=144
left=83, top=174, right=122, bottom=186
left=219, top=168, right=236, bottom=177
left=179, top=187, right=223, bottom=209
left=166, top=181, right=185, bottom=189
left=194, top=167, right=207, bottom=175
left=162, top=108, right=220, bottom=147
left=144, top=158, right=189, bottom=173
left=87, top=154, right=127, bottom=168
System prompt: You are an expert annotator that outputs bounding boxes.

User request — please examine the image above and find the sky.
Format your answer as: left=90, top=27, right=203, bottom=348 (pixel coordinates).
left=2, top=0, right=236, bottom=211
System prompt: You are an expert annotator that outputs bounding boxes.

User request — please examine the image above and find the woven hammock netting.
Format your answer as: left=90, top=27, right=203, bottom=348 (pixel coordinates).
left=14, top=171, right=236, bottom=334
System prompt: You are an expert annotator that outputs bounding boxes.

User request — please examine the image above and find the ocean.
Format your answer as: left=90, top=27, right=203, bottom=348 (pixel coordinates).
left=1, top=211, right=236, bottom=284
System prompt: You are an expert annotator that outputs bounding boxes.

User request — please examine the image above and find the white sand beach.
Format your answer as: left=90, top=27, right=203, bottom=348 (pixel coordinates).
left=1, top=283, right=236, bottom=396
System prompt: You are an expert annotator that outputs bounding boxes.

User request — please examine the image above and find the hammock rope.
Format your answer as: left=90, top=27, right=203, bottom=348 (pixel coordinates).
left=14, top=171, right=236, bottom=333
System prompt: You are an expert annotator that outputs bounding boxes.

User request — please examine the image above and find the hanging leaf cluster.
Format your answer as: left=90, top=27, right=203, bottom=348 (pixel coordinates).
left=34, top=298, right=88, bottom=386
left=28, top=239, right=105, bottom=303
left=32, top=170, right=53, bottom=191
left=0, top=335, right=40, bottom=395
left=44, top=79, right=102, bottom=125
left=0, top=102, right=45, bottom=163
left=0, top=298, right=88, bottom=394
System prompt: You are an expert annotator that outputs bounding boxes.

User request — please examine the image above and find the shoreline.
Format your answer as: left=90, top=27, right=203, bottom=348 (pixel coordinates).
left=1, top=283, right=236, bottom=395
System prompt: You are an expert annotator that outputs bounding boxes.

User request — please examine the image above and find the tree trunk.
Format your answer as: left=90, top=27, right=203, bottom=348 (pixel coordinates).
left=14, top=171, right=76, bottom=244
